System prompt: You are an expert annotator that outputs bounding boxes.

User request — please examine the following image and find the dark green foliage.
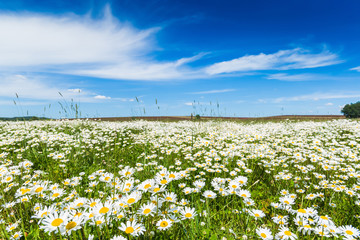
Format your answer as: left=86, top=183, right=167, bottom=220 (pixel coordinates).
left=341, top=101, right=360, bottom=118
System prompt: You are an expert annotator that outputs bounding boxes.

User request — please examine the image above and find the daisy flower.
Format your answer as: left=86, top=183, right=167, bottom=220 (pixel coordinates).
left=256, top=227, right=273, bottom=240
left=276, top=227, right=297, bottom=240
left=122, top=191, right=142, bottom=206
left=94, top=201, right=113, bottom=216
left=10, top=231, right=22, bottom=240
left=138, top=202, right=156, bottom=216
left=6, top=222, right=19, bottom=232
left=203, top=190, right=217, bottom=199
left=40, top=211, right=68, bottom=233
left=90, top=216, right=106, bottom=228
left=48, top=189, right=65, bottom=200
left=251, top=209, right=265, bottom=219
left=62, top=216, right=84, bottom=234
left=119, top=220, right=145, bottom=237
left=314, top=226, right=330, bottom=238
left=156, top=218, right=172, bottom=231
left=339, top=225, right=360, bottom=238
left=237, top=189, right=251, bottom=198
left=164, top=192, right=177, bottom=202
left=316, top=215, right=334, bottom=227
left=180, top=207, right=197, bottom=220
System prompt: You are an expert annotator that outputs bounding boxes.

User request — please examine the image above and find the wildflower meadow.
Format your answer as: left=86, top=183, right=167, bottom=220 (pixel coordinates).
left=1, top=119, right=360, bottom=239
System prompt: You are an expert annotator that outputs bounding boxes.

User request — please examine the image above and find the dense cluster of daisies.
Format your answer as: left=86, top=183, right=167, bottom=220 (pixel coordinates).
left=0, top=119, right=360, bottom=239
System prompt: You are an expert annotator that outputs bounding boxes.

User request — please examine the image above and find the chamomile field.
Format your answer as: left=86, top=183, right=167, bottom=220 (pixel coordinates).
left=1, top=119, right=360, bottom=240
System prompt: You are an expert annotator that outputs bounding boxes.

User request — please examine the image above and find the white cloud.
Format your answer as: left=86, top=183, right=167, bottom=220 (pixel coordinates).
left=0, top=9, right=345, bottom=83
left=189, top=89, right=236, bottom=94
left=325, top=102, right=334, bottom=106
left=0, top=74, right=107, bottom=103
left=350, top=66, right=360, bottom=71
left=113, top=98, right=135, bottom=102
left=0, top=10, right=206, bottom=81
left=268, top=73, right=360, bottom=82
left=94, top=95, right=111, bottom=100
left=72, top=55, right=204, bottom=80
left=205, top=48, right=342, bottom=75
left=267, top=73, right=317, bottom=81
left=274, top=92, right=360, bottom=103
left=0, top=10, right=155, bottom=67
left=67, top=89, right=82, bottom=93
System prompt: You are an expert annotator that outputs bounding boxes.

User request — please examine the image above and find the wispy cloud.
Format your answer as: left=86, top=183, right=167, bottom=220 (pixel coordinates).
left=0, top=8, right=156, bottom=67
left=0, top=8, right=205, bottom=81
left=72, top=53, right=206, bottom=81
left=268, top=73, right=360, bottom=82
left=274, top=92, right=360, bottom=103
left=350, top=66, right=360, bottom=72
left=189, top=89, right=236, bottom=94
left=0, top=74, right=109, bottom=103
left=267, top=73, right=319, bottom=81
left=205, top=48, right=342, bottom=75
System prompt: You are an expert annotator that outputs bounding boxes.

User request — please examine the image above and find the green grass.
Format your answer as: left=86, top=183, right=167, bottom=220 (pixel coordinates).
left=0, top=119, right=359, bottom=239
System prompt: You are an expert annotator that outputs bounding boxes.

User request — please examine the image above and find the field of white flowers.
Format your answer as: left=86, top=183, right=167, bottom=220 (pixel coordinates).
left=1, top=119, right=360, bottom=240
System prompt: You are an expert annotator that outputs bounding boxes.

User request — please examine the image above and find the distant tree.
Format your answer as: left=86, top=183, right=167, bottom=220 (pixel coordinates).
left=341, top=102, right=360, bottom=118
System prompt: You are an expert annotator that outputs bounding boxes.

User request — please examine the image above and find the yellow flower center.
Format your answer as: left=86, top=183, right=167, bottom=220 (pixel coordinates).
left=153, top=188, right=160, bottom=192
left=284, top=231, right=291, bottom=236
left=144, top=184, right=151, bottom=189
left=99, top=207, right=109, bottom=214
left=261, top=233, right=267, bottom=238
left=96, top=220, right=102, bottom=225
left=76, top=203, right=84, bottom=207
left=169, top=174, right=176, bottom=178
left=346, top=230, right=354, bottom=235
left=51, top=218, right=63, bottom=227
left=298, top=209, right=306, bottom=213
left=144, top=209, right=151, bottom=214
left=185, top=213, right=192, bottom=218
left=35, top=187, right=43, bottom=193
left=127, top=198, right=136, bottom=204
left=160, top=221, right=168, bottom=227
left=166, top=197, right=172, bottom=201
left=52, top=193, right=60, bottom=198
left=125, top=226, right=134, bottom=234
left=66, top=221, right=77, bottom=230
left=320, top=216, right=328, bottom=220
left=161, top=179, right=168, bottom=184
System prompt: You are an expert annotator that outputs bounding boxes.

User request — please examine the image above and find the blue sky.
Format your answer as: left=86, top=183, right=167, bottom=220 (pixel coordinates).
left=1, top=0, right=360, bottom=118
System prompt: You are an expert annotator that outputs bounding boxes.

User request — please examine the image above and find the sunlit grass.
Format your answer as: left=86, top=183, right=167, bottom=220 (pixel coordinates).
left=0, top=119, right=359, bottom=239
